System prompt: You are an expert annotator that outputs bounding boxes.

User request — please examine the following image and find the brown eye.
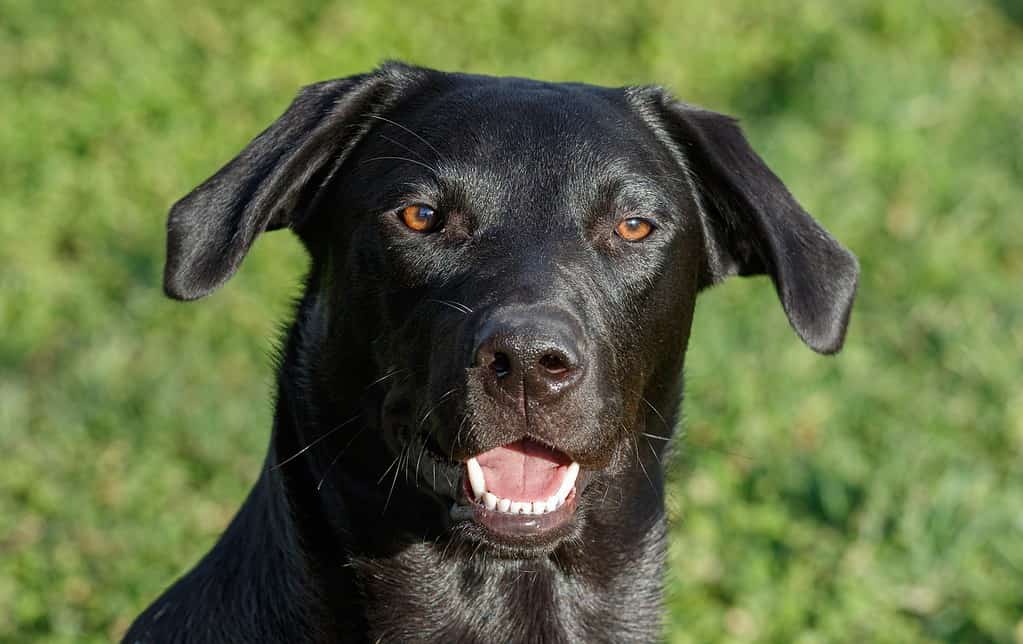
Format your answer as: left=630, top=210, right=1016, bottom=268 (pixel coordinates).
left=615, top=217, right=654, bottom=242
left=400, top=204, right=439, bottom=233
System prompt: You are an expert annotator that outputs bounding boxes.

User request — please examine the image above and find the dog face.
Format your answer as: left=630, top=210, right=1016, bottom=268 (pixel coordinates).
left=163, top=63, right=857, bottom=557
left=331, top=79, right=709, bottom=553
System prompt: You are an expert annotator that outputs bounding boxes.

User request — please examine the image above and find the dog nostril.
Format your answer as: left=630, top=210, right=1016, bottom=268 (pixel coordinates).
left=490, top=352, right=511, bottom=378
left=538, top=352, right=570, bottom=376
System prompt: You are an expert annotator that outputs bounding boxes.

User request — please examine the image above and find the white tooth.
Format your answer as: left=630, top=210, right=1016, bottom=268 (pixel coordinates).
left=510, top=501, right=525, bottom=514
left=484, top=492, right=497, bottom=510
left=498, top=498, right=511, bottom=513
left=555, top=462, right=579, bottom=502
left=466, top=458, right=486, bottom=499
left=533, top=501, right=546, bottom=514
left=547, top=495, right=560, bottom=510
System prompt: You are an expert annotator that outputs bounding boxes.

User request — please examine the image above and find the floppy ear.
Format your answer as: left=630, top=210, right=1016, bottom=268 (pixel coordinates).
left=163, top=63, right=423, bottom=300
left=651, top=94, right=859, bottom=354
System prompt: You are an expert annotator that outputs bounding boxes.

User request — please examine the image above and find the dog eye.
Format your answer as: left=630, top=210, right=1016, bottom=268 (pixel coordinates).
left=399, top=204, right=440, bottom=233
left=615, top=217, right=654, bottom=242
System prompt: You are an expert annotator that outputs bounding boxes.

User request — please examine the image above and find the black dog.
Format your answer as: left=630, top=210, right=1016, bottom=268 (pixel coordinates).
left=125, top=62, right=857, bottom=643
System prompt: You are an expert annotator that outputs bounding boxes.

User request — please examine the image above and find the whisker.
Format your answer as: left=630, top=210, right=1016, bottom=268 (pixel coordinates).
left=360, top=155, right=439, bottom=176
left=641, top=397, right=674, bottom=436
left=364, top=367, right=408, bottom=391
left=642, top=434, right=662, bottom=464
left=272, top=413, right=361, bottom=470
left=378, top=133, right=429, bottom=163
left=451, top=413, right=471, bottom=456
left=377, top=452, right=403, bottom=486
left=640, top=431, right=670, bottom=443
left=599, top=444, right=621, bottom=508
left=384, top=444, right=411, bottom=514
left=366, top=114, right=446, bottom=161
left=414, top=422, right=440, bottom=487
left=414, top=389, right=457, bottom=485
left=631, top=431, right=657, bottom=494
left=316, top=424, right=371, bottom=491
left=403, top=442, right=413, bottom=484
left=426, top=299, right=473, bottom=315
left=416, top=388, right=457, bottom=433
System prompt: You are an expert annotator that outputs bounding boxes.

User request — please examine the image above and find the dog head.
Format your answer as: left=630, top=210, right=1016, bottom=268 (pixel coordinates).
left=163, top=63, right=857, bottom=556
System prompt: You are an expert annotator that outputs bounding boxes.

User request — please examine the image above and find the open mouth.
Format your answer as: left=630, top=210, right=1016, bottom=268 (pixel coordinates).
left=460, top=438, right=581, bottom=539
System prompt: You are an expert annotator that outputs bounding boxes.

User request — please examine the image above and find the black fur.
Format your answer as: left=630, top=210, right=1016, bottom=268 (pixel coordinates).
left=126, top=62, right=858, bottom=643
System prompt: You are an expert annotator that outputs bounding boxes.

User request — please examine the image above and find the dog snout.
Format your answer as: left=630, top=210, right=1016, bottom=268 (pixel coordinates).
left=473, top=310, right=585, bottom=405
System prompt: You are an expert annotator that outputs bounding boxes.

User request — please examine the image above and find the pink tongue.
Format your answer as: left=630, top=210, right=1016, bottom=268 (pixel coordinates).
left=475, top=439, right=571, bottom=501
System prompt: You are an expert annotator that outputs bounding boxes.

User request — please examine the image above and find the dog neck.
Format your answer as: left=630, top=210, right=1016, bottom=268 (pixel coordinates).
left=347, top=517, right=667, bottom=643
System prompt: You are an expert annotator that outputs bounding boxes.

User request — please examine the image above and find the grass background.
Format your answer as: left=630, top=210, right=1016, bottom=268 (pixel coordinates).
left=2, top=1, right=1021, bottom=641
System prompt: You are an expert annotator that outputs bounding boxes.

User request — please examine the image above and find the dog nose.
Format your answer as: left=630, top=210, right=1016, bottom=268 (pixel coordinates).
left=474, top=312, right=584, bottom=404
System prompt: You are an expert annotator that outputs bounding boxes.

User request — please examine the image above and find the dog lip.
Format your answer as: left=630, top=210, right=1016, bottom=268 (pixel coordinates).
left=471, top=486, right=578, bottom=537
left=456, top=476, right=579, bottom=538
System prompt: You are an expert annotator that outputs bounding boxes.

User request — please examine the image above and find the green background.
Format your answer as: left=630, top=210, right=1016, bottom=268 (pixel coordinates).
left=2, top=1, right=1021, bottom=642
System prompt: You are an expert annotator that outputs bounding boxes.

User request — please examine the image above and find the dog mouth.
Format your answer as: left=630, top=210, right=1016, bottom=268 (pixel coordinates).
left=456, top=438, right=581, bottom=539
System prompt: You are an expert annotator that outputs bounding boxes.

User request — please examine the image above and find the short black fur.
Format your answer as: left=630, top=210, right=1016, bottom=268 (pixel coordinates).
left=126, top=62, right=858, bottom=643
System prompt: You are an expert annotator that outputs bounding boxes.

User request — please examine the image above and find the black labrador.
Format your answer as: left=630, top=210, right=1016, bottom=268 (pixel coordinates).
left=126, top=62, right=858, bottom=643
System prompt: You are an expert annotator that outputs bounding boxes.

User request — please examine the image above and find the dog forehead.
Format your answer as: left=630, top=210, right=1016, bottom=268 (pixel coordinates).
left=359, top=75, right=674, bottom=229
left=398, top=75, right=655, bottom=169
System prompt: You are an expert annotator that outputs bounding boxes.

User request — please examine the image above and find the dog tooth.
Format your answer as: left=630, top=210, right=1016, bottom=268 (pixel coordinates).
left=484, top=492, right=497, bottom=511
left=555, top=462, right=579, bottom=502
left=533, top=501, right=546, bottom=514
left=466, top=458, right=486, bottom=500
left=547, top=495, right=560, bottom=510
left=498, top=498, right=511, bottom=513
left=510, top=501, right=526, bottom=514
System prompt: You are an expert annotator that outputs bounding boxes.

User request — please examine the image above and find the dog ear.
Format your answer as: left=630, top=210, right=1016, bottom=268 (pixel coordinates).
left=649, top=93, right=859, bottom=354
left=163, top=63, right=423, bottom=300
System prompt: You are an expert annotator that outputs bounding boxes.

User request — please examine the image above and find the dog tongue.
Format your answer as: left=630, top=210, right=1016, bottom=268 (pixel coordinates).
left=475, top=439, right=572, bottom=501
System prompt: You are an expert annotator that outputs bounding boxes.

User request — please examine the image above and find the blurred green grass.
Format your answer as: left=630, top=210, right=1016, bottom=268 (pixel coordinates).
left=2, top=1, right=1021, bottom=641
